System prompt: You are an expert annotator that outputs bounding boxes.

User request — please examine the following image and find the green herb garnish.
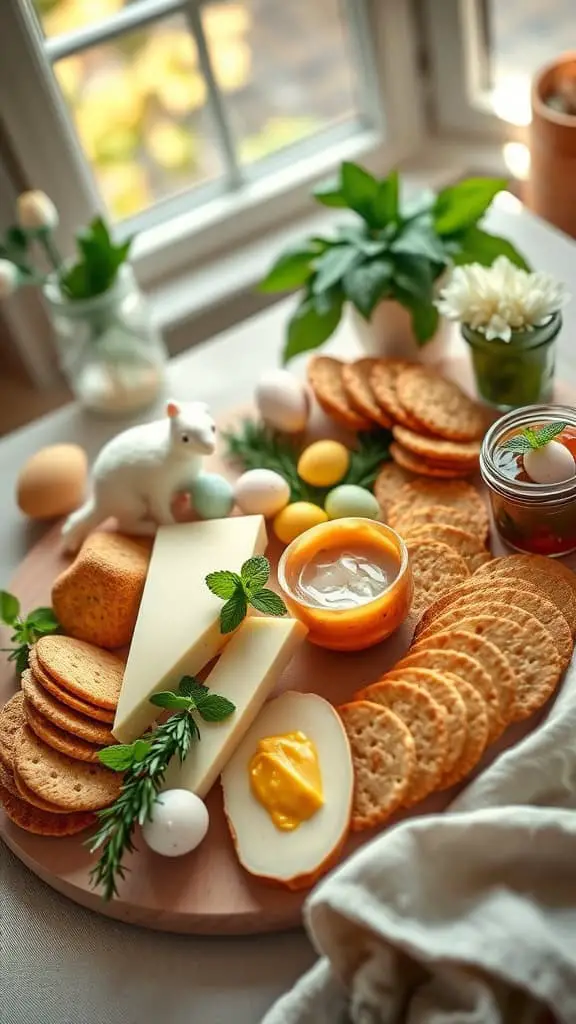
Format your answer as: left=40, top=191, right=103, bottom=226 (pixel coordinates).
left=60, top=216, right=132, bottom=300
left=0, top=591, right=60, bottom=674
left=501, top=421, right=568, bottom=454
left=206, top=555, right=287, bottom=634
left=89, top=677, right=235, bottom=901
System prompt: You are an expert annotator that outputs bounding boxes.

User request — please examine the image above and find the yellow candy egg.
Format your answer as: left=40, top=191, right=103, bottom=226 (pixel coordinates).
left=297, top=441, right=350, bottom=488
left=273, top=502, right=328, bottom=544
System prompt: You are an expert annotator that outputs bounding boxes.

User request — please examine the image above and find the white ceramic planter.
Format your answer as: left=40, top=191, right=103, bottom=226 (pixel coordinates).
left=350, top=299, right=450, bottom=365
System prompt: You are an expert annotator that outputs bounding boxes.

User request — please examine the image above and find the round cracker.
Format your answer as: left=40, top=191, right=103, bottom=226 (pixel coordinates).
left=0, top=758, right=18, bottom=797
left=307, top=356, right=371, bottom=430
left=369, top=359, right=424, bottom=429
left=0, top=692, right=25, bottom=770
left=407, top=541, right=470, bottom=617
left=437, top=675, right=489, bottom=789
left=417, top=614, right=561, bottom=722
left=21, top=670, right=115, bottom=746
left=388, top=480, right=489, bottom=539
left=395, top=366, right=486, bottom=441
left=393, top=503, right=489, bottom=543
left=24, top=701, right=102, bottom=763
left=341, top=359, right=393, bottom=427
left=374, top=462, right=414, bottom=518
left=403, top=524, right=487, bottom=572
left=392, top=425, right=481, bottom=465
left=35, top=636, right=124, bottom=711
left=14, top=726, right=122, bottom=811
left=13, top=768, right=70, bottom=814
left=0, top=782, right=95, bottom=836
left=354, top=679, right=447, bottom=806
left=390, top=443, right=475, bottom=479
left=338, top=700, right=416, bottom=831
left=396, top=647, right=501, bottom=742
left=28, top=649, right=114, bottom=724
left=383, top=668, right=466, bottom=775
left=415, top=586, right=572, bottom=670
left=474, top=557, right=576, bottom=635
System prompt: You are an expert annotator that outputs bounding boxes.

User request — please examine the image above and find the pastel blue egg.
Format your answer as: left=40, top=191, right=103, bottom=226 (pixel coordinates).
left=191, top=472, right=235, bottom=520
left=325, top=484, right=380, bottom=521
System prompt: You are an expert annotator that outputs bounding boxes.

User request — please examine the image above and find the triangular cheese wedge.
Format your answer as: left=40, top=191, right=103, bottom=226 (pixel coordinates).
left=113, top=516, right=267, bottom=742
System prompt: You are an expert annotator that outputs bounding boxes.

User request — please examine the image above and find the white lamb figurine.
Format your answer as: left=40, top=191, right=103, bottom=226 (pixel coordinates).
left=62, top=399, right=217, bottom=553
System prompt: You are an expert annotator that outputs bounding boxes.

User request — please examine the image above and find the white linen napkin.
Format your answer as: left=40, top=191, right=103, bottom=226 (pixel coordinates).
left=263, top=658, right=576, bottom=1024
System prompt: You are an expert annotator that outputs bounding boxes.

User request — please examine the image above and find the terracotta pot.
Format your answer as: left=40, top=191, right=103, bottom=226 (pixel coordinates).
left=350, top=299, right=450, bottom=364
left=529, top=53, right=576, bottom=237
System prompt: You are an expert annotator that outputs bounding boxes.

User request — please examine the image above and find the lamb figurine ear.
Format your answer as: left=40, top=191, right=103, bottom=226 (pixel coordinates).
left=166, top=399, right=180, bottom=419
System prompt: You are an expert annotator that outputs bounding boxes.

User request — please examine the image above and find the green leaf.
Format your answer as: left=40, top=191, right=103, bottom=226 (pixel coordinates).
left=393, top=255, right=434, bottom=304
left=391, top=219, right=447, bottom=264
left=241, top=555, right=270, bottom=591
left=248, top=589, right=288, bottom=617
left=26, top=607, right=59, bottom=632
left=6, top=227, right=28, bottom=252
left=344, top=429, right=392, bottom=489
left=401, top=188, right=436, bottom=222
left=132, top=739, right=151, bottom=762
left=340, top=162, right=379, bottom=224
left=205, top=570, right=242, bottom=600
left=371, top=171, right=399, bottom=227
left=14, top=645, right=29, bottom=675
left=195, top=694, right=236, bottom=722
left=220, top=591, right=247, bottom=634
left=149, top=692, right=193, bottom=711
left=178, top=676, right=206, bottom=698
left=532, top=422, right=568, bottom=448
left=258, top=243, right=321, bottom=293
left=343, top=259, right=393, bottom=318
left=313, top=177, right=347, bottom=208
left=0, top=591, right=20, bottom=626
left=407, top=300, right=440, bottom=344
left=98, top=743, right=140, bottom=772
left=433, top=177, right=507, bottom=236
left=500, top=435, right=532, bottom=454
left=448, top=225, right=531, bottom=271
left=312, top=245, right=359, bottom=294
left=283, top=289, right=344, bottom=363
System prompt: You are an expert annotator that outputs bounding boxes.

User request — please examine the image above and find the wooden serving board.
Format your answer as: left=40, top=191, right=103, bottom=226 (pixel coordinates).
left=0, top=397, right=555, bottom=934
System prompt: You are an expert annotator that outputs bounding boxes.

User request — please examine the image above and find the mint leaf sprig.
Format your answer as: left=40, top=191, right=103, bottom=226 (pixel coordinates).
left=0, top=590, right=60, bottom=675
left=501, top=421, right=568, bottom=455
left=89, top=676, right=235, bottom=901
left=206, top=555, right=288, bottom=634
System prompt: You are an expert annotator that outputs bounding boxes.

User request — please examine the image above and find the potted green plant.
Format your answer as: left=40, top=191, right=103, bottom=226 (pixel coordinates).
left=259, top=162, right=530, bottom=364
left=0, top=191, right=167, bottom=416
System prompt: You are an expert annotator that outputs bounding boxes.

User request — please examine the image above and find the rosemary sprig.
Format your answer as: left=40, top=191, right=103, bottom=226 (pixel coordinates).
left=342, top=429, right=392, bottom=489
left=88, top=678, right=235, bottom=901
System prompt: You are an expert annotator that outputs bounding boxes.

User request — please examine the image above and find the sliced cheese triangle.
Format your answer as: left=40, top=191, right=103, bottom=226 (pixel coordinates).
left=113, top=515, right=267, bottom=742
left=164, top=615, right=308, bottom=798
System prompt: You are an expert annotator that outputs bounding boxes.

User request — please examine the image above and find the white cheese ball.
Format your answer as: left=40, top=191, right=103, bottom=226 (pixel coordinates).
left=142, top=790, right=209, bottom=857
left=255, top=370, right=309, bottom=433
left=234, top=468, right=290, bottom=517
left=524, top=441, right=576, bottom=484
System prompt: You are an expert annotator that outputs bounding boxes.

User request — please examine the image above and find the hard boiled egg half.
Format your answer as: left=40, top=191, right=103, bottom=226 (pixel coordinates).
left=221, top=691, right=353, bottom=890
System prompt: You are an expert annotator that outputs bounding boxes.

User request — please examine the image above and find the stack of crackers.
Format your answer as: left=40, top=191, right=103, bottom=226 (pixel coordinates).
left=340, top=553, right=575, bottom=831
left=0, top=636, right=123, bottom=835
left=307, top=355, right=485, bottom=479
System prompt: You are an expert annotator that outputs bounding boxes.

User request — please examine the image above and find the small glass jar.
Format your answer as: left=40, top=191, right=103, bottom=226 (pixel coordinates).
left=277, top=518, right=413, bottom=651
left=480, top=403, right=576, bottom=556
left=462, top=312, right=561, bottom=412
left=44, top=265, right=167, bottom=417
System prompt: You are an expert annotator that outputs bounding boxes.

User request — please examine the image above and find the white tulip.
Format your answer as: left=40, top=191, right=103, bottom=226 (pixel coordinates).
left=17, top=190, right=59, bottom=232
left=0, top=259, right=19, bottom=298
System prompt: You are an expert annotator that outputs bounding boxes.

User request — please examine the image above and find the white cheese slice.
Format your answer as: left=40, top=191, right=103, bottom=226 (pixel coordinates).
left=113, top=515, right=267, bottom=742
left=163, top=615, right=308, bottom=798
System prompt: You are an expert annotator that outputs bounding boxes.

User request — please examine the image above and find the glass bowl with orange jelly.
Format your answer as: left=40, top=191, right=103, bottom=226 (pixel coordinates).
left=277, top=517, right=413, bottom=651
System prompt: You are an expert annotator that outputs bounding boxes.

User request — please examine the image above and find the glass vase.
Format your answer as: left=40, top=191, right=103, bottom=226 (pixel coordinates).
left=461, top=313, right=561, bottom=412
left=44, top=265, right=167, bottom=416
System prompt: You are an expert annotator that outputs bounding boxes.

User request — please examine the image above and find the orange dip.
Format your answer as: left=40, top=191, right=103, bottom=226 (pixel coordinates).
left=277, top=518, right=413, bottom=651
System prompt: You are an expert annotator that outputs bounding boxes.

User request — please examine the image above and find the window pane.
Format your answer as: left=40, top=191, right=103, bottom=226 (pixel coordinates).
left=53, top=16, right=225, bottom=221
left=203, top=0, right=362, bottom=166
left=484, top=0, right=571, bottom=125
left=34, top=0, right=139, bottom=38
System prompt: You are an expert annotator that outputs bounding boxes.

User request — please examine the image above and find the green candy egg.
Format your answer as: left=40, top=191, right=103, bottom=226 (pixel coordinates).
left=191, top=472, right=235, bottom=520
left=325, top=484, right=380, bottom=521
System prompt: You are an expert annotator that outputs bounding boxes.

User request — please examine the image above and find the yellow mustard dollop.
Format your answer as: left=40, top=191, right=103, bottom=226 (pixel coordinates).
left=249, top=731, right=323, bottom=831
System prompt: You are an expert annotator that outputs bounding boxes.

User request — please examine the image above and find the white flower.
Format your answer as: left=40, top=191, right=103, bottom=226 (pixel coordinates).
left=436, top=255, right=570, bottom=342
left=0, top=259, right=19, bottom=298
left=17, top=190, right=59, bottom=232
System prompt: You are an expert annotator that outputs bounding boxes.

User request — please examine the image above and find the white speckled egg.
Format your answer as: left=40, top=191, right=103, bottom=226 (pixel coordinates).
left=234, top=469, right=290, bottom=517
left=524, top=441, right=576, bottom=484
left=325, top=485, right=380, bottom=520
left=191, top=472, right=235, bottom=519
left=142, top=790, right=209, bottom=857
left=255, top=370, right=309, bottom=433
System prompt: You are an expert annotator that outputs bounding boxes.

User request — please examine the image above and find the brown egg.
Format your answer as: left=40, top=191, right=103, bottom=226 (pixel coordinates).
left=17, top=444, right=88, bottom=519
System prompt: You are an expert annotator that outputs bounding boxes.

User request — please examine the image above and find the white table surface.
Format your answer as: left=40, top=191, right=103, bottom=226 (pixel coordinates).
left=2, top=196, right=576, bottom=1024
